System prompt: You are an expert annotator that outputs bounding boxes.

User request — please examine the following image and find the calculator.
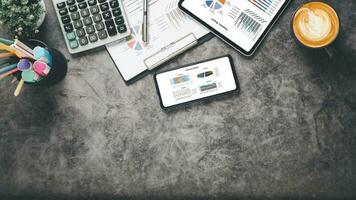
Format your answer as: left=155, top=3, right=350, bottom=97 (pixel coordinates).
left=53, top=0, right=131, bottom=54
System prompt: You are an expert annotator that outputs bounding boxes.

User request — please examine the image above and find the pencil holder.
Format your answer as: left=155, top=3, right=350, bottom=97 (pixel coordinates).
left=15, top=39, right=68, bottom=86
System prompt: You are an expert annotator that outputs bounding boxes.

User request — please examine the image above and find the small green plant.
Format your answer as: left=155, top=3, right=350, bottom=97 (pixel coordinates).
left=0, top=0, right=44, bottom=38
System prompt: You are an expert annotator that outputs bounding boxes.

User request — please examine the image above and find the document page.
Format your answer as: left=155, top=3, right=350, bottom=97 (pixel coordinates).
left=106, top=0, right=209, bottom=81
left=181, top=0, right=288, bottom=51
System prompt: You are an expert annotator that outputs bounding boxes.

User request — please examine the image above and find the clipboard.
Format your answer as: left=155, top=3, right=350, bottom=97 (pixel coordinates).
left=106, top=0, right=213, bottom=85
left=107, top=33, right=213, bottom=85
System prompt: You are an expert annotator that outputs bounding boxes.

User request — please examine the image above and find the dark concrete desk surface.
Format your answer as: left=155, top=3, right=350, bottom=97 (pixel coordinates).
left=1, top=0, right=355, bottom=199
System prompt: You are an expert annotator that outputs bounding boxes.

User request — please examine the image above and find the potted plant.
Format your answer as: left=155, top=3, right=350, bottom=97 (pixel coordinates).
left=0, top=0, right=46, bottom=39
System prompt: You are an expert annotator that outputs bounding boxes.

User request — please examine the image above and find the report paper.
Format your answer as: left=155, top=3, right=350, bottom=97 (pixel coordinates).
left=181, top=0, right=288, bottom=52
left=106, top=0, right=209, bottom=82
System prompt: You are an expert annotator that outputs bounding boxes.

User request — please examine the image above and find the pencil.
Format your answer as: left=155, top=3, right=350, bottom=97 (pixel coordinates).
left=0, top=63, right=17, bottom=74
left=14, top=78, right=25, bottom=96
left=0, top=43, right=24, bottom=58
left=0, top=68, right=19, bottom=79
left=0, top=38, right=14, bottom=45
left=0, top=52, right=14, bottom=59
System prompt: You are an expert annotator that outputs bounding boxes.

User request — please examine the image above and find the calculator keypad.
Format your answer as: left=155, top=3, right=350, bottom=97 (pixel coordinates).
left=54, top=0, right=129, bottom=53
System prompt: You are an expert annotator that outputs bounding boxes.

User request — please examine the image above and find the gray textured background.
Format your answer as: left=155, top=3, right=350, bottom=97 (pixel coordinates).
left=0, top=0, right=356, bottom=199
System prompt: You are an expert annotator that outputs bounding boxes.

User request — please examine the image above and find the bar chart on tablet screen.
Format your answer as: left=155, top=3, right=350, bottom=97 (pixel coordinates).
left=235, top=12, right=262, bottom=40
left=248, top=0, right=282, bottom=16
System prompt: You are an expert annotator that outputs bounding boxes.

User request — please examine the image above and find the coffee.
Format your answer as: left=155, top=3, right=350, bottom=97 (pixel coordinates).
left=293, top=2, right=339, bottom=48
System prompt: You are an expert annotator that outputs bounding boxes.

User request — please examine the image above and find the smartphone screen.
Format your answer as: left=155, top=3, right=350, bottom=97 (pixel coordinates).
left=154, top=56, right=239, bottom=108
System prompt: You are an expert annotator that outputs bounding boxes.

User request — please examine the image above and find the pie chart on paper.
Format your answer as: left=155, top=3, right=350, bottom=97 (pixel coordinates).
left=126, top=25, right=144, bottom=51
left=205, top=0, right=226, bottom=10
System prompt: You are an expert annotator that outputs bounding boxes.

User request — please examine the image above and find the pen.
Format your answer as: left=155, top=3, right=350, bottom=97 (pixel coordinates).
left=142, top=0, right=148, bottom=43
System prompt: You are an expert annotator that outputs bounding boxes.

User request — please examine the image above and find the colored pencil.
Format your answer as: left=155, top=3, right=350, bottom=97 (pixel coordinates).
left=14, top=78, right=25, bottom=96
left=0, top=68, right=19, bottom=79
left=0, top=52, right=14, bottom=59
left=0, top=38, right=13, bottom=45
left=0, top=43, right=24, bottom=58
left=0, top=63, right=17, bottom=74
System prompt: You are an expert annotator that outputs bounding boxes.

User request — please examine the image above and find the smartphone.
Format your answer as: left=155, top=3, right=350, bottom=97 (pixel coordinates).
left=154, top=55, right=240, bottom=109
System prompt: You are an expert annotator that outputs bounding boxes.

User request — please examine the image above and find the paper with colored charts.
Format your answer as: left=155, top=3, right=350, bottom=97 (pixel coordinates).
left=106, top=0, right=209, bottom=82
left=181, top=0, right=288, bottom=52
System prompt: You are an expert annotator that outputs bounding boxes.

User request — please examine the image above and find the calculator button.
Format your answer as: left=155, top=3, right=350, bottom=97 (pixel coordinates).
left=85, top=25, right=95, bottom=34
left=109, top=0, right=119, bottom=8
left=117, top=24, right=127, bottom=33
left=71, top=12, right=80, bottom=20
left=79, top=37, right=89, bottom=46
left=76, top=28, right=86, bottom=37
left=66, top=32, right=76, bottom=40
left=95, top=22, right=105, bottom=31
left=114, top=16, right=124, bottom=25
left=61, top=15, right=71, bottom=24
left=112, top=8, right=121, bottom=17
left=68, top=5, right=78, bottom=12
left=89, top=33, right=98, bottom=43
left=93, top=14, right=102, bottom=23
left=83, top=16, right=93, bottom=26
left=90, top=5, right=100, bottom=14
left=67, top=0, right=75, bottom=5
left=105, top=20, right=117, bottom=36
left=69, top=40, right=79, bottom=49
left=100, top=3, right=109, bottom=11
left=98, top=0, right=107, bottom=3
left=78, top=2, right=87, bottom=9
left=59, top=8, right=68, bottom=16
left=57, top=2, right=66, bottom=9
left=73, top=20, right=83, bottom=28
left=64, top=23, right=74, bottom=32
left=98, top=30, right=108, bottom=39
left=102, top=11, right=112, bottom=20
left=80, top=8, right=90, bottom=17
left=88, top=0, right=97, bottom=6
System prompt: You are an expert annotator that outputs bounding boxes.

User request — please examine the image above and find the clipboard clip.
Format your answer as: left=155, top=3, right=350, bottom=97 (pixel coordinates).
left=144, top=33, right=198, bottom=71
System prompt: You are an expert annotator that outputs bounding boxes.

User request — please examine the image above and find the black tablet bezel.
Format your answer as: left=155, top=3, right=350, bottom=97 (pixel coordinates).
left=178, top=0, right=292, bottom=56
left=154, top=55, right=240, bottom=109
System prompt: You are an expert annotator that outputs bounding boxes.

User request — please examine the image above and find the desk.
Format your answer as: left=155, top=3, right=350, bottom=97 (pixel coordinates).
left=0, top=0, right=356, bottom=199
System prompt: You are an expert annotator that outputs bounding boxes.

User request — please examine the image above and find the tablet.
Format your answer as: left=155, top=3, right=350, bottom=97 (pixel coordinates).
left=179, top=0, right=291, bottom=56
left=154, top=55, right=239, bottom=109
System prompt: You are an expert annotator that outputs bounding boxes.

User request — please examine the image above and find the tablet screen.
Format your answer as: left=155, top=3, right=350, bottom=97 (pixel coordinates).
left=155, top=56, right=238, bottom=108
left=180, top=0, right=289, bottom=53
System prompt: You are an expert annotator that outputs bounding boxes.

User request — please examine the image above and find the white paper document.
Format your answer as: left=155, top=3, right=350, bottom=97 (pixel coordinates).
left=106, top=0, right=210, bottom=82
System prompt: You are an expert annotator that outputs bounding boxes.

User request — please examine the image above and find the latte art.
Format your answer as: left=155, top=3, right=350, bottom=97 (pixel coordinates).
left=298, top=8, right=331, bottom=41
left=293, top=2, right=339, bottom=48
